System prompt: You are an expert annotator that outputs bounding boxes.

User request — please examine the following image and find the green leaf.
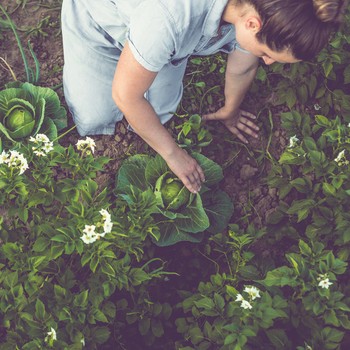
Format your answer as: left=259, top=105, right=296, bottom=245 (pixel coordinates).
left=224, top=334, right=237, bottom=345
left=194, top=297, right=215, bottom=310
left=262, top=266, right=298, bottom=287
left=32, top=237, right=50, bottom=252
left=116, top=154, right=150, bottom=193
left=138, top=317, right=150, bottom=336
left=151, top=318, right=164, bottom=338
left=202, top=190, right=233, bottom=233
left=315, top=114, right=330, bottom=127
left=35, top=299, right=46, bottom=321
left=266, top=329, right=292, bottom=348
left=51, top=234, right=68, bottom=243
left=191, top=152, right=223, bottom=186
left=74, top=290, right=89, bottom=307
left=285, top=88, right=297, bottom=109
left=298, top=240, right=312, bottom=256
left=214, top=293, right=225, bottom=310
left=92, top=327, right=111, bottom=344
left=324, top=309, right=340, bottom=327
left=101, top=262, right=116, bottom=277
left=323, top=182, right=336, bottom=196
left=129, top=268, right=150, bottom=286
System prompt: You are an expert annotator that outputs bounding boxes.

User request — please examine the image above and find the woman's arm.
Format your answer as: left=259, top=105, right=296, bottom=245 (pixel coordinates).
left=203, top=49, right=260, bottom=143
left=112, top=42, right=205, bottom=193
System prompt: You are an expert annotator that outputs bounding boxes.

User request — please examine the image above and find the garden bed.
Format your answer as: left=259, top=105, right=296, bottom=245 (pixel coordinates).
left=1, top=1, right=350, bottom=350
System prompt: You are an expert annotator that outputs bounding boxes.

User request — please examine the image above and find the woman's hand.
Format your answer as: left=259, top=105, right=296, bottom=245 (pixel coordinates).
left=164, top=147, right=205, bottom=194
left=203, top=107, right=259, bottom=144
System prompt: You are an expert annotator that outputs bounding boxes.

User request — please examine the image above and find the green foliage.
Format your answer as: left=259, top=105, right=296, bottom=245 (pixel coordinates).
left=0, top=136, right=167, bottom=349
left=175, top=114, right=213, bottom=152
left=115, top=153, right=234, bottom=246
left=0, top=82, right=67, bottom=149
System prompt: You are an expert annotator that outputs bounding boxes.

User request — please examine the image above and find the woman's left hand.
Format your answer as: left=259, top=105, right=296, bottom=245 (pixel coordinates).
left=203, top=107, right=259, bottom=144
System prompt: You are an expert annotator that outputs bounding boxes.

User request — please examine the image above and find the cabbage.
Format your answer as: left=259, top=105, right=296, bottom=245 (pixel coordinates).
left=5, top=104, right=35, bottom=138
left=0, top=82, right=67, bottom=149
left=115, top=153, right=234, bottom=246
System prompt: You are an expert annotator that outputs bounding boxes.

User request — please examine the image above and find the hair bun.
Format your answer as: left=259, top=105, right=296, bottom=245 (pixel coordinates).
left=312, top=0, right=347, bottom=23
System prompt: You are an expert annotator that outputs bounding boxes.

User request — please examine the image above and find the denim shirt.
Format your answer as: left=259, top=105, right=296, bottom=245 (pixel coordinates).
left=84, top=0, right=245, bottom=72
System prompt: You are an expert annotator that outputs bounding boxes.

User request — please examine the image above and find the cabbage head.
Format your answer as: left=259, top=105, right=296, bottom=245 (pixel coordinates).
left=156, top=173, right=190, bottom=210
left=0, top=82, right=67, bottom=149
left=115, top=153, right=233, bottom=246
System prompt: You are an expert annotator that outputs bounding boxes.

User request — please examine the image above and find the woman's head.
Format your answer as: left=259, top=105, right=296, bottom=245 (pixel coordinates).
left=231, top=0, right=348, bottom=60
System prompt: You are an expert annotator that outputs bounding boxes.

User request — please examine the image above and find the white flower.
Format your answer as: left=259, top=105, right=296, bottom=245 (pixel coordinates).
left=103, top=220, right=113, bottom=234
left=0, top=151, right=8, bottom=164
left=35, top=134, right=50, bottom=143
left=2, top=150, right=29, bottom=174
left=334, top=150, right=346, bottom=163
left=99, top=209, right=111, bottom=221
left=85, top=137, right=96, bottom=153
left=240, top=300, right=253, bottom=310
left=313, top=104, right=321, bottom=111
left=34, top=150, right=47, bottom=157
left=76, top=139, right=85, bottom=150
left=76, top=137, right=96, bottom=154
left=29, top=136, right=38, bottom=143
left=244, top=286, right=261, bottom=300
left=318, top=278, right=333, bottom=289
left=43, top=142, right=54, bottom=153
left=19, top=161, right=29, bottom=175
left=235, top=293, right=244, bottom=302
left=83, top=225, right=96, bottom=235
left=80, top=233, right=98, bottom=244
left=45, top=327, right=57, bottom=342
left=288, top=135, right=299, bottom=148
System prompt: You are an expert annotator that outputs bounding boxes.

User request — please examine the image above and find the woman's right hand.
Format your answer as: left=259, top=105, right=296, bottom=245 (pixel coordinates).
left=164, top=147, right=205, bottom=194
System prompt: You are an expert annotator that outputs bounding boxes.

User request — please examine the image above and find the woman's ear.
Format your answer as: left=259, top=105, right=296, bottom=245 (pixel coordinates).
left=245, top=16, right=262, bottom=33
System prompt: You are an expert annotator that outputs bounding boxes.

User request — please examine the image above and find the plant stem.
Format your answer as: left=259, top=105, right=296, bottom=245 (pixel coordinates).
left=53, top=125, right=77, bottom=142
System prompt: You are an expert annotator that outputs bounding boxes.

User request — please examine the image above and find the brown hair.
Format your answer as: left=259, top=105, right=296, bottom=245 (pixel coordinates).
left=235, top=0, right=348, bottom=60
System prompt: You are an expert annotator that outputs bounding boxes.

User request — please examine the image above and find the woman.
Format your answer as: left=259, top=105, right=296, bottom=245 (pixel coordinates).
left=61, top=0, right=346, bottom=193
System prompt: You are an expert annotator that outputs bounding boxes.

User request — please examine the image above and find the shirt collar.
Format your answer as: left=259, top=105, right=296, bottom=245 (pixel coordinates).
left=202, top=0, right=229, bottom=37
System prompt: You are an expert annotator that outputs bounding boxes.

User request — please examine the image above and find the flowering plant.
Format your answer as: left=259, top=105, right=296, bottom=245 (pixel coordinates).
left=0, top=136, right=168, bottom=349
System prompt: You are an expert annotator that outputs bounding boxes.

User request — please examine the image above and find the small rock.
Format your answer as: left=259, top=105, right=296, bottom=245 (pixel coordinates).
left=268, top=188, right=277, bottom=197
left=240, top=164, right=258, bottom=180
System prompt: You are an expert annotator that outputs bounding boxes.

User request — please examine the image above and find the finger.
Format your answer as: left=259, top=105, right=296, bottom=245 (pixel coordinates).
left=187, top=173, right=202, bottom=191
left=202, top=112, right=218, bottom=121
left=236, top=121, right=259, bottom=138
left=182, top=176, right=200, bottom=194
left=239, top=117, right=260, bottom=131
left=240, top=110, right=256, bottom=119
left=226, top=126, right=248, bottom=144
left=196, top=165, right=206, bottom=183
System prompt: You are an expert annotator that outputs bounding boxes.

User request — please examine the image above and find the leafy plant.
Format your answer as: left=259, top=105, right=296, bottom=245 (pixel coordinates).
left=176, top=114, right=212, bottom=151
left=0, top=82, right=67, bottom=149
left=115, top=153, right=233, bottom=246
left=0, top=135, right=170, bottom=349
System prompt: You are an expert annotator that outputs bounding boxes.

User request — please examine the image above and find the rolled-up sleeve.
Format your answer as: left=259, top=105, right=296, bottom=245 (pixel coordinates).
left=127, top=1, right=176, bottom=72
